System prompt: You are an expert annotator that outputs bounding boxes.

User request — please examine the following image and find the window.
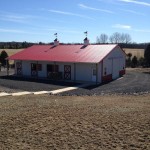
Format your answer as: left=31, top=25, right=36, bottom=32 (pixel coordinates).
left=93, top=69, right=96, bottom=76
left=31, top=63, right=37, bottom=71
left=31, top=63, right=42, bottom=71
left=37, top=64, right=42, bottom=71
left=47, top=64, right=59, bottom=72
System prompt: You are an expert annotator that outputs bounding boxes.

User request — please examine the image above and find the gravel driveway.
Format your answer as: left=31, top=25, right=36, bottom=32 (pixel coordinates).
left=0, top=69, right=80, bottom=93
left=61, top=69, right=150, bottom=96
left=0, top=68, right=150, bottom=95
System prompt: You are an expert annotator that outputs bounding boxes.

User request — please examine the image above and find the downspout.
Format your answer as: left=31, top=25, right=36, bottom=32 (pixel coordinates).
left=54, top=62, right=56, bottom=80
left=74, top=63, right=76, bottom=82
left=37, top=61, right=38, bottom=78
left=101, top=60, right=103, bottom=83
left=6, top=59, right=9, bottom=76
left=96, top=63, right=98, bottom=84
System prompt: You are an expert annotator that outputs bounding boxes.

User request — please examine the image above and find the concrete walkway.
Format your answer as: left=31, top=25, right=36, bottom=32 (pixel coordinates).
left=0, top=83, right=91, bottom=97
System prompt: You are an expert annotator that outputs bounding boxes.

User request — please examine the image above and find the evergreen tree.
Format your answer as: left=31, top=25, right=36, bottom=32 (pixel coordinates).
left=132, top=56, right=138, bottom=68
left=0, top=50, right=8, bottom=66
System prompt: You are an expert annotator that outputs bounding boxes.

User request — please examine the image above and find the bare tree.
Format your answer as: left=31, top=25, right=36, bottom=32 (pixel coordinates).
left=109, top=32, right=122, bottom=43
left=120, top=33, right=126, bottom=43
left=109, top=35, right=114, bottom=43
left=96, top=36, right=100, bottom=44
left=99, top=34, right=108, bottom=43
left=124, top=33, right=131, bottom=44
left=97, top=32, right=132, bottom=44
left=109, top=32, right=132, bottom=44
left=96, top=34, right=108, bottom=44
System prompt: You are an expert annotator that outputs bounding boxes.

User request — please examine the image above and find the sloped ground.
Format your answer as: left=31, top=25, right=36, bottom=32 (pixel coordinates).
left=0, top=94, right=150, bottom=150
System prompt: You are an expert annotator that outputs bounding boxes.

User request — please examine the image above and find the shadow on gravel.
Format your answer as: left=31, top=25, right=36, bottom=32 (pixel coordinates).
left=82, top=82, right=112, bottom=90
left=0, top=75, right=81, bottom=87
left=143, top=72, right=150, bottom=75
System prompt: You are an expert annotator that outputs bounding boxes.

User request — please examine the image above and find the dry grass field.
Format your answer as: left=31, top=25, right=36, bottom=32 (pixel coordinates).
left=0, top=94, right=150, bottom=150
left=123, top=48, right=144, bottom=59
left=0, top=49, right=23, bottom=56
left=0, top=49, right=23, bottom=64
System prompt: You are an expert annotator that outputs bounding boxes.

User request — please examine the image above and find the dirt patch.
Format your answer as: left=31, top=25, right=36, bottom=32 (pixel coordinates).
left=0, top=94, right=150, bottom=150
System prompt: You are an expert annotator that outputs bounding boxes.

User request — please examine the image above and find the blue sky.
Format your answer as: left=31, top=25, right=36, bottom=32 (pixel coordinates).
left=0, top=0, right=150, bottom=43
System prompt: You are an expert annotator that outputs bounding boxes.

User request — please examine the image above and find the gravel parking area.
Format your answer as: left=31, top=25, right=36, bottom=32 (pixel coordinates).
left=0, top=69, right=80, bottom=93
left=0, top=68, right=150, bottom=95
left=60, top=68, right=150, bottom=96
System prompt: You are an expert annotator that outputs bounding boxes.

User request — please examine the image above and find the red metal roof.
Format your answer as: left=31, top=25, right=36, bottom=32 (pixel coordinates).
left=8, top=44, right=119, bottom=63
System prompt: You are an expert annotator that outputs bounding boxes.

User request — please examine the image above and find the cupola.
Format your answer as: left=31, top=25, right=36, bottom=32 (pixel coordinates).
left=54, top=38, right=59, bottom=46
left=53, top=33, right=59, bottom=46
left=83, top=31, right=90, bottom=46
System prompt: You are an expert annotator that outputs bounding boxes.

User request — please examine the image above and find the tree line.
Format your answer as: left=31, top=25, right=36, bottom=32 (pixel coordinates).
left=96, top=32, right=132, bottom=44
left=0, top=40, right=149, bottom=50
left=0, top=41, right=35, bottom=49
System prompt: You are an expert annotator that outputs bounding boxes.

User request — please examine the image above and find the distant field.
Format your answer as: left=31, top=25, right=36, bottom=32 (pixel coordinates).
left=123, top=48, right=144, bottom=59
left=0, top=49, right=23, bottom=56
left=0, top=49, right=23, bottom=64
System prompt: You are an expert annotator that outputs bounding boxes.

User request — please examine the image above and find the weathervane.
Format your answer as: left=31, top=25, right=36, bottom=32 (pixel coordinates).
left=54, top=33, right=57, bottom=38
left=84, top=31, right=88, bottom=38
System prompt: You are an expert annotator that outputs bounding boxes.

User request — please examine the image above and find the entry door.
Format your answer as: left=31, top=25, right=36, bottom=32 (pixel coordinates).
left=31, top=63, right=37, bottom=77
left=112, top=59, right=120, bottom=79
left=92, top=68, right=96, bottom=82
left=16, top=62, right=22, bottom=75
left=64, top=65, right=71, bottom=80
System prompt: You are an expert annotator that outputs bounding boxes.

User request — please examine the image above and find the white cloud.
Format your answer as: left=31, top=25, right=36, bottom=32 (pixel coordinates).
left=119, top=9, right=145, bottom=15
left=48, top=9, right=94, bottom=20
left=118, top=0, right=150, bottom=6
left=79, top=4, right=114, bottom=13
left=112, top=24, right=132, bottom=29
left=0, top=11, right=48, bottom=23
left=0, top=28, right=26, bottom=33
left=0, top=27, right=81, bottom=35
left=134, top=29, right=150, bottom=33
left=0, top=28, right=49, bottom=35
left=0, top=14, right=27, bottom=23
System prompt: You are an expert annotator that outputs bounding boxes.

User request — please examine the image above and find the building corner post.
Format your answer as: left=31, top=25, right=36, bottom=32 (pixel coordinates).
left=74, top=63, right=76, bottom=82
left=6, top=59, right=9, bottom=76
left=96, top=63, right=98, bottom=84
